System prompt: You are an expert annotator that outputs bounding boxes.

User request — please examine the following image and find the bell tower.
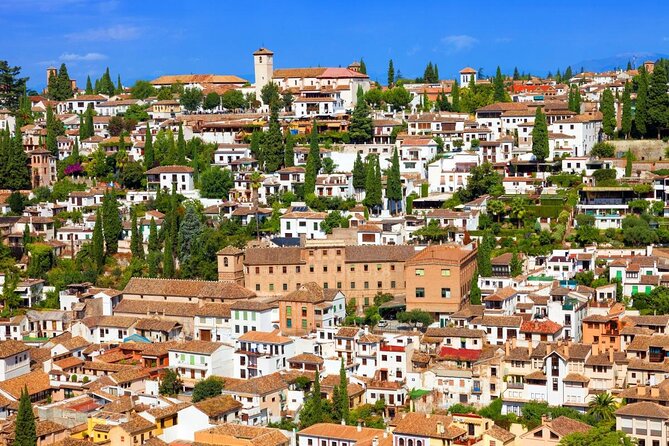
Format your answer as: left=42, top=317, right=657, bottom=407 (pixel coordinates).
left=217, top=246, right=245, bottom=286
left=253, top=47, right=274, bottom=102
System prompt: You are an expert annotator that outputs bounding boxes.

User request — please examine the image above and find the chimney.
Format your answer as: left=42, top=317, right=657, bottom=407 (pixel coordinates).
left=372, top=437, right=379, bottom=446
left=541, top=414, right=550, bottom=425
left=528, top=342, right=533, bottom=356
left=384, top=427, right=390, bottom=438
left=546, top=344, right=552, bottom=355
left=637, top=385, right=645, bottom=396
left=426, top=413, right=431, bottom=419
left=592, top=343, right=599, bottom=356
left=341, top=419, right=346, bottom=426
left=505, top=341, right=510, bottom=356
left=436, top=421, right=445, bottom=435
left=651, top=387, right=660, bottom=398
left=357, top=422, right=362, bottom=432
left=609, top=348, right=614, bottom=363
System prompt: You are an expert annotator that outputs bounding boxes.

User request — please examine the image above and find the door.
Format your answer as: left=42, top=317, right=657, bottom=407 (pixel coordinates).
left=200, top=330, right=211, bottom=342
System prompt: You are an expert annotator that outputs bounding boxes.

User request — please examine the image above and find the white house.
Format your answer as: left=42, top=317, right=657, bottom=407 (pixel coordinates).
left=279, top=211, right=327, bottom=240
left=168, top=340, right=234, bottom=380
left=145, top=165, right=195, bottom=193
left=0, top=340, right=31, bottom=381
left=233, top=330, right=295, bottom=379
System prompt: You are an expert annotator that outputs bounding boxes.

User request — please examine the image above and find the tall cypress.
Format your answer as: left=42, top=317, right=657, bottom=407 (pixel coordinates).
left=621, top=82, right=633, bottom=139
left=162, top=232, right=175, bottom=278
left=386, top=147, right=402, bottom=214
left=284, top=131, right=295, bottom=167
left=349, top=86, right=373, bottom=143
left=144, top=123, right=154, bottom=169
left=85, top=76, right=93, bottom=94
left=45, top=106, right=58, bottom=156
left=600, top=89, right=616, bottom=138
left=147, top=218, right=160, bottom=278
left=101, top=191, right=122, bottom=254
left=451, top=81, right=460, bottom=112
left=359, top=58, right=367, bottom=75
left=15, top=387, right=36, bottom=446
left=387, top=59, right=395, bottom=87
left=338, top=358, right=349, bottom=422
left=635, top=67, right=649, bottom=137
left=262, top=104, right=284, bottom=172
left=531, top=107, right=549, bottom=161
left=625, top=150, right=633, bottom=177
left=130, top=208, right=144, bottom=260
left=352, top=152, right=366, bottom=190
left=6, top=123, right=31, bottom=190
left=175, top=123, right=185, bottom=164
left=92, top=210, right=104, bottom=273
left=83, top=104, right=94, bottom=140
left=493, top=66, right=506, bottom=102
left=304, top=123, right=320, bottom=195
left=646, top=63, right=669, bottom=139
left=363, top=155, right=382, bottom=213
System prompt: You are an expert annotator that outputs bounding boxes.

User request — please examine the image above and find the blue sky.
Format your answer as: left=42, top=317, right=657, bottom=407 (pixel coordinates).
left=4, top=0, right=669, bottom=91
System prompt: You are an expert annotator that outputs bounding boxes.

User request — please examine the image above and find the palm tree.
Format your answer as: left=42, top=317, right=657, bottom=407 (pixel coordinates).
left=249, top=171, right=262, bottom=241
left=587, top=392, right=617, bottom=422
left=509, top=197, right=527, bottom=229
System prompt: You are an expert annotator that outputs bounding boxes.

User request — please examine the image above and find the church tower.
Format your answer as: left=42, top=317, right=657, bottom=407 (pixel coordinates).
left=253, top=48, right=274, bottom=102
left=217, top=246, right=245, bottom=286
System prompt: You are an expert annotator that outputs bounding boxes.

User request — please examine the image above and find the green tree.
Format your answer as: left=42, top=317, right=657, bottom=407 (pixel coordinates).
left=192, top=376, right=224, bottom=402
left=221, top=90, right=246, bottom=110
left=91, top=210, right=105, bottom=273
left=625, top=150, right=633, bottom=177
left=586, top=392, right=616, bottom=422
left=320, top=211, right=350, bottom=234
left=162, top=232, right=175, bottom=278
left=200, top=167, right=233, bottom=199
left=349, top=86, right=373, bottom=143
left=6, top=124, right=31, bottom=190
left=130, top=80, right=156, bottom=99
left=469, top=270, right=481, bottom=305
left=304, top=124, right=320, bottom=195
left=568, top=85, right=581, bottom=113
left=45, top=106, right=64, bottom=156
left=261, top=82, right=281, bottom=109
left=176, top=123, right=186, bottom=164
left=359, top=58, right=367, bottom=75
left=178, top=202, right=203, bottom=263
left=635, top=67, right=649, bottom=137
left=180, top=87, right=203, bottom=112
left=262, top=104, right=285, bottom=172
left=532, top=107, right=549, bottom=162
left=364, top=88, right=384, bottom=109
left=492, top=66, right=506, bottom=102
left=510, top=250, right=523, bottom=276
left=352, top=153, right=367, bottom=191
left=8, top=191, right=25, bottom=214
left=101, top=191, right=122, bottom=254
left=203, top=92, right=220, bottom=110
left=397, top=309, right=433, bottom=328
left=300, top=368, right=324, bottom=428
left=15, top=387, right=36, bottom=446
left=647, top=62, right=669, bottom=138
left=386, top=147, right=402, bottom=214
left=0, top=61, right=28, bottom=110
left=590, top=142, right=615, bottom=158
left=384, top=86, right=412, bottom=111
left=621, top=82, right=633, bottom=138
left=284, top=132, right=295, bottom=167
left=600, top=89, right=616, bottom=137
left=559, top=422, right=634, bottom=446
left=387, top=59, right=394, bottom=87
left=144, top=123, right=155, bottom=170
left=487, top=199, right=505, bottom=222
left=363, top=155, right=382, bottom=214
left=457, top=162, right=503, bottom=202
left=83, top=104, right=94, bottom=140
left=451, top=80, right=460, bottom=112
left=49, top=63, right=72, bottom=100
left=477, top=231, right=494, bottom=277
left=85, top=75, right=93, bottom=94
left=337, top=358, right=349, bottom=422
left=130, top=208, right=144, bottom=260
left=159, top=369, right=182, bottom=396
left=147, top=218, right=160, bottom=278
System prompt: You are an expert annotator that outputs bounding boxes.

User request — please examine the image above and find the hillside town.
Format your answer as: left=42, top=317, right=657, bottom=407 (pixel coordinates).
left=0, top=44, right=669, bottom=446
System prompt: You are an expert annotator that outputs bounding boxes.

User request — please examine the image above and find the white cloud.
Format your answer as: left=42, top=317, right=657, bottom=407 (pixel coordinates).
left=440, top=34, right=478, bottom=52
left=65, top=24, right=140, bottom=41
left=60, top=52, right=107, bottom=61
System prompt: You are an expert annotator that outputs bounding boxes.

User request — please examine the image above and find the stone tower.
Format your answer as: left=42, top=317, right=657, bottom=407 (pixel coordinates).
left=253, top=48, right=274, bottom=102
left=217, top=246, right=245, bottom=286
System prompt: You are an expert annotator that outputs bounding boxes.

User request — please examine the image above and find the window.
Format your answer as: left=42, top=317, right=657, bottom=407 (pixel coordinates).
left=364, top=281, right=369, bottom=289
left=282, top=266, right=287, bottom=273
left=441, top=288, right=451, bottom=298
left=286, top=306, right=292, bottom=316
left=302, top=307, right=308, bottom=317
left=287, top=319, right=292, bottom=328
left=269, top=284, right=274, bottom=291
left=391, top=281, right=396, bottom=288
left=415, top=288, right=425, bottom=298
left=269, top=267, right=274, bottom=274
left=255, top=284, right=260, bottom=291
left=310, top=265, right=314, bottom=273
left=323, top=266, right=328, bottom=272
left=376, top=264, right=382, bottom=270
left=351, top=282, right=356, bottom=289
left=441, top=269, right=451, bottom=277
left=364, top=264, right=369, bottom=272
left=415, top=268, right=425, bottom=276
left=302, top=319, right=308, bottom=329
left=296, top=266, right=301, bottom=273
left=337, top=282, right=342, bottom=289
left=378, top=281, right=383, bottom=289
left=283, top=283, right=288, bottom=291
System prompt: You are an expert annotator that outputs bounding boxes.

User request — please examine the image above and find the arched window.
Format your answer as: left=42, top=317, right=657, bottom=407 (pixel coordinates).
left=224, top=257, right=229, bottom=267
left=416, top=441, right=422, bottom=446
left=399, top=439, right=405, bottom=446
left=408, top=440, right=414, bottom=446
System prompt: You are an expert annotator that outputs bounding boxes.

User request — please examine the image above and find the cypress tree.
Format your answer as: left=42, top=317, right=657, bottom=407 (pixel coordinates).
left=338, top=358, right=349, bottom=422
left=78, top=114, right=85, bottom=139
left=646, top=62, right=669, bottom=139
left=510, top=250, right=523, bottom=276
left=513, top=67, right=520, bottom=80
left=83, top=104, right=94, bottom=140
left=387, top=59, right=394, bottom=87
left=304, top=123, right=320, bottom=195
left=176, top=123, right=186, bottom=164
left=635, top=67, right=649, bottom=137
left=50, top=63, right=72, bottom=100
left=147, top=218, right=160, bottom=278
left=621, top=82, right=633, bottom=139
left=164, top=129, right=177, bottom=165
left=284, top=131, right=295, bottom=167
left=162, top=232, right=175, bottom=278
left=144, top=123, right=154, bottom=169
left=564, top=66, right=573, bottom=80
left=92, top=210, right=104, bottom=273
left=45, top=106, right=58, bottom=156
left=625, top=150, right=633, bottom=177
left=363, top=155, right=382, bottom=214
left=600, top=89, right=616, bottom=138
left=434, top=64, right=439, bottom=82
left=116, top=74, right=123, bottom=94
left=451, top=81, right=460, bottom=112
left=72, top=139, right=79, bottom=160
left=477, top=231, right=494, bottom=277
left=493, top=66, right=506, bottom=102
left=262, top=104, right=285, bottom=172
left=469, top=271, right=481, bottom=305
left=386, top=147, right=402, bottom=214
left=130, top=208, right=144, bottom=260
left=349, top=86, right=373, bottom=143
left=101, top=191, right=122, bottom=254
left=15, top=387, right=36, bottom=446
left=249, top=130, right=262, bottom=166
left=352, top=152, right=366, bottom=190
left=178, top=202, right=203, bottom=263
left=531, top=107, right=549, bottom=162
left=85, top=76, right=93, bottom=94
left=423, top=62, right=434, bottom=83
left=6, top=123, right=31, bottom=190
left=312, top=368, right=323, bottom=423
left=359, top=58, right=367, bottom=75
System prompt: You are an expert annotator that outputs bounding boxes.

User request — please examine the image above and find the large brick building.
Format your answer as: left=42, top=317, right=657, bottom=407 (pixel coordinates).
left=405, top=243, right=478, bottom=315
left=218, top=242, right=416, bottom=305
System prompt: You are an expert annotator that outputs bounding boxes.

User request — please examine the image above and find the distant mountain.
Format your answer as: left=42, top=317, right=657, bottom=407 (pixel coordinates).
left=572, top=52, right=669, bottom=72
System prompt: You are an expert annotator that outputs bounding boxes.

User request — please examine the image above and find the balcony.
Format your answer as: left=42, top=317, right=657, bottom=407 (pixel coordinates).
left=507, top=382, right=524, bottom=389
